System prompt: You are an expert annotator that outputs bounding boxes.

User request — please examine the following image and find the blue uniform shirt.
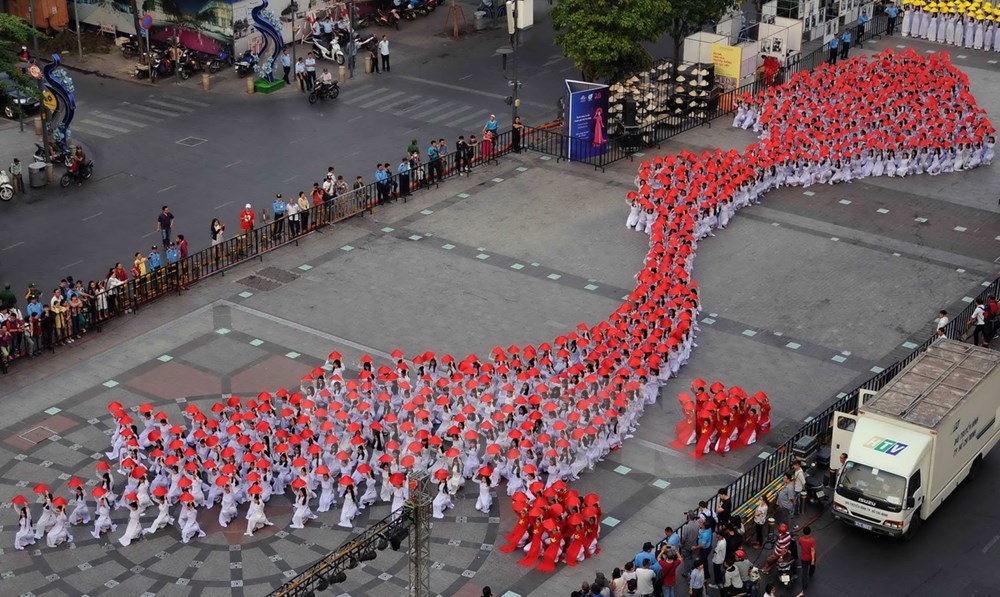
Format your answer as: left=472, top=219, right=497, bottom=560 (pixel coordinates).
left=166, top=246, right=180, bottom=264
left=375, top=169, right=389, bottom=183
left=829, top=36, right=839, bottom=49
left=148, top=252, right=162, bottom=271
left=859, top=13, right=870, bottom=25
left=280, top=53, right=291, bottom=68
left=427, top=146, right=439, bottom=160
left=886, top=6, right=898, bottom=18
left=273, top=199, right=286, bottom=215
left=841, top=31, right=851, bottom=43
left=397, top=161, right=410, bottom=174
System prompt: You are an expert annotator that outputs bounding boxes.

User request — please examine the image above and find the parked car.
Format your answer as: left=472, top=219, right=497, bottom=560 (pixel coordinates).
left=0, top=72, right=41, bottom=120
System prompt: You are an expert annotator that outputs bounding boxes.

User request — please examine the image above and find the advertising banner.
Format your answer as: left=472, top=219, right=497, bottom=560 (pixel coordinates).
left=563, top=80, right=609, bottom=161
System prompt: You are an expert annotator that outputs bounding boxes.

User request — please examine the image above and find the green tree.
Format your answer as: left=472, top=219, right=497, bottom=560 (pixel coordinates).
left=0, top=14, right=43, bottom=95
left=662, top=0, right=740, bottom=65
left=551, top=0, right=672, bottom=82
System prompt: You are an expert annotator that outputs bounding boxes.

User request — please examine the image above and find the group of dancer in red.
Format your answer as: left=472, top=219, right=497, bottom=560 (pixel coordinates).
left=499, top=481, right=602, bottom=573
left=670, top=379, right=771, bottom=458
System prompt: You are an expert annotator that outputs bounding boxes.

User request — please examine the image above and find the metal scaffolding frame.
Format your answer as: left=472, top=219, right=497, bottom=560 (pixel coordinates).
left=408, top=471, right=432, bottom=597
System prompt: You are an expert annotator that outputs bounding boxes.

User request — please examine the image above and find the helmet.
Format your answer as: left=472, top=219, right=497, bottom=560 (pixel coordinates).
left=735, top=549, right=745, bottom=558
left=778, top=523, right=788, bottom=533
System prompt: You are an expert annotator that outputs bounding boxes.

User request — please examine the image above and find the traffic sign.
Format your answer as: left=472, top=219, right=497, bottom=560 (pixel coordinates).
left=42, top=90, right=57, bottom=112
left=28, top=64, right=42, bottom=79
left=140, top=14, right=153, bottom=30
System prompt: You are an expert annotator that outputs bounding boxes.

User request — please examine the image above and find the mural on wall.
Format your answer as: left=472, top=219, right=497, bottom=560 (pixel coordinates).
left=71, top=0, right=326, bottom=56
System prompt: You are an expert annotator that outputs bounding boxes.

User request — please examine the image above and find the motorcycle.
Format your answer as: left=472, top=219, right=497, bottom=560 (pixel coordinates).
left=374, top=8, right=401, bottom=29
left=775, top=551, right=797, bottom=588
left=134, top=51, right=175, bottom=81
left=59, top=159, right=94, bottom=188
left=0, top=169, right=13, bottom=201
left=120, top=35, right=140, bottom=59
left=34, top=143, right=74, bottom=168
left=177, top=49, right=206, bottom=80
left=312, top=36, right=346, bottom=65
left=235, top=50, right=257, bottom=78
left=308, top=81, right=340, bottom=104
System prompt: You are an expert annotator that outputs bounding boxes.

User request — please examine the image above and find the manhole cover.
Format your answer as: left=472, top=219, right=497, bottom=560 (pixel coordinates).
left=237, top=275, right=282, bottom=292
left=176, top=136, right=208, bottom=147
left=257, top=266, right=300, bottom=283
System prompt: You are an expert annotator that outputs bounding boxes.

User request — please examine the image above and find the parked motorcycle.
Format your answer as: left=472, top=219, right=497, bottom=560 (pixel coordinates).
left=59, top=159, right=94, bottom=188
left=34, top=143, right=73, bottom=168
left=374, top=8, right=401, bottom=29
left=312, top=36, right=346, bottom=65
left=0, top=169, right=13, bottom=201
left=308, top=81, right=340, bottom=104
left=235, top=50, right=257, bottom=78
left=177, top=49, right=206, bottom=80
left=120, top=35, right=140, bottom=59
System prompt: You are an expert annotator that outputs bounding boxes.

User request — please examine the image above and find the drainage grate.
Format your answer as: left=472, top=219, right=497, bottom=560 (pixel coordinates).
left=236, top=275, right=282, bottom=292
left=256, top=266, right=300, bottom=284
left=176, top=136, right=208, bottom=147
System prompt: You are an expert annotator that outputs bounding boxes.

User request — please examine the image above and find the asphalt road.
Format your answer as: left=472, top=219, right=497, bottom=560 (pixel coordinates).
left=0, top=4, right=576, bottom=296
left=771, top=445, right=1000, bottom=597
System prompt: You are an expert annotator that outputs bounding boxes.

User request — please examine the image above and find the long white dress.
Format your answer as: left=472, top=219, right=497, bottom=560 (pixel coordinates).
left=92, top=500, right=117, bottom=538
left=46, top=510, right=73, bottom=548
left=338, top=491, right=358, bottom=528
left=290, top=494, right=316, bottom=529
left=245, top=499, right=272, bottom=536
left=15, top=514, right=36, bottom=550
left=390, top=485, right=407, bottom=513
left=432, top=484, right=452, bottom=519
left=317, top=477, right=336, bottom=513
left=71, top=495, right=91, bottom=525
left=34, top=504, right=56, bottom=539
left=180, top=505, right=206, bottom=543
left=118, top=507, right=142, bottom=547
left=219, top=491, right=238, bottom=527
left=144, top=500, right=173, bottom=534
left=475, top=479, right=492, bottom=514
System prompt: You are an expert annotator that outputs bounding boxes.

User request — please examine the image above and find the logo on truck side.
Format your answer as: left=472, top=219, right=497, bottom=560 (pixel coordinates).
left=863, top=436, right=909, bottom=455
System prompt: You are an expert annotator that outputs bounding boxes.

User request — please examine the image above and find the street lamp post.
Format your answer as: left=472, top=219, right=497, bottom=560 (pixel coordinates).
left=509, top=0, right=519, bottom=123
left=28, top=0, right=39, bottom=53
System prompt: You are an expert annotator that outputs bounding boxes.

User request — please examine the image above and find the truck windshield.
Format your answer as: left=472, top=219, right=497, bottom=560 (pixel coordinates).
left=837, top=461, right=906, bottom=513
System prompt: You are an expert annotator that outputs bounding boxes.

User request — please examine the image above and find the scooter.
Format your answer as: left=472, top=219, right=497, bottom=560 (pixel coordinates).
left=0, top=170, right=14, bottom=201
left=308, top=81, right=340, bottom=104
left=235, top=50, right=257, bottom=78
left=120, top=35, right=140, bottom=59
left=34, top=143, right=74, bottom=168
left=775, top=551, right=797, bottom=588
left=59, top=159, right=94, bottom=188
left=177, top=48, right=206, bottom=80
left=374, top=8, right=401, bottom=29
left=312, top=36, right=345, bottom=65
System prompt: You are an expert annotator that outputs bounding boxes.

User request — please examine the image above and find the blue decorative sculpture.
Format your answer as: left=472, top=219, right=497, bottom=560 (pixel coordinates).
left=43, top=54, right=76, bottom=154
left=251, top=0, right=285, bottom=84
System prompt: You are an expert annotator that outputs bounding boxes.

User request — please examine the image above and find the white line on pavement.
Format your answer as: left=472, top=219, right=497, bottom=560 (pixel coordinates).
left=282, top=175, right=298, bottom=183
left=157, top=185, right=176, bottom=193
left=395, top=75, right=550, bottom=109
left=2, top=241, right=24, bottom=251
left=141, top=231, right=157, bottom=238
left=458, top=74, right=473, bottom=80
left=81, top=212, right=103, bottom=221
left=984, top=534, right=1000, bottom=554
left=348, top=115, right=365, bottom=122
left=147, top=99, right=193, bottom=112
left=62, top=260, right=83, bottom=270
left=215, top=200, right=233, bottom=210
left=226, top=160, right=243, bottom=168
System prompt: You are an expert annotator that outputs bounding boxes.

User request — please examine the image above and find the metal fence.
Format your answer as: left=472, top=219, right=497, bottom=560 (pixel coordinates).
left=717, top=276, right=1000, bottom=524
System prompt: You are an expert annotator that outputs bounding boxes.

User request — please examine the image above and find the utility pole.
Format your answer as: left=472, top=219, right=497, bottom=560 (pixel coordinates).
left=72, top=0, right=83, bottom=58
left=508, top=0, right=520, bottom=122
left=28, top=0, right=39, bottom=53
left=127, top=0, right=150, bottom=82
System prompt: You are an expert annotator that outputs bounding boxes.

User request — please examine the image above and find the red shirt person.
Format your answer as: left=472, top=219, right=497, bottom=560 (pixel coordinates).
left=239, top=204, right=256, bottom=233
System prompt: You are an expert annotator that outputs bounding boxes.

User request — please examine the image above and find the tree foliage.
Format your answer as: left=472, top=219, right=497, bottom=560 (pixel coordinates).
left=663, top=0, right=741, bottom=63
left=0, top=14, right=43, bottom=95
left=551, top=0, right=672, bottom=82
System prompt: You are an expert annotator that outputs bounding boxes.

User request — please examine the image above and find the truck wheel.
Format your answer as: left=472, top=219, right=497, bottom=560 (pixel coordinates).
left=967, top=455, right=983, bottom=481
left=902, top=513, right=922, bottom=541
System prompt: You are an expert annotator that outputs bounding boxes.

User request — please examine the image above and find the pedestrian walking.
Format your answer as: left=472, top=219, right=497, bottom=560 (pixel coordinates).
left=272, top=193, right=286, bottom=240
left=885, top=2, right=899, bottom=35
left=156, top=205, right=175, bottom=246
left=9, top=158, right=24, bottom=194
left=378, top=35, right=390, bottom=72
left=839, top=29, right=851, bottom=59
left=295, top=58, right=307, bottom=92
left=827, top=35, right=839, bottom=65
left=280, top=48, right=291, bottom=84
left=304, top=52, right=317, bottom=90
left=798, top=526, right=817, bottom=590
left=397, top=156, right=411, bottom=197
left=969, top=298, right=988, bottom=346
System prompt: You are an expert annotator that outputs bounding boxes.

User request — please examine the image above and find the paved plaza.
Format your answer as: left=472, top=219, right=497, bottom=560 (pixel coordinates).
left=2, top=37, right=999, bottom=597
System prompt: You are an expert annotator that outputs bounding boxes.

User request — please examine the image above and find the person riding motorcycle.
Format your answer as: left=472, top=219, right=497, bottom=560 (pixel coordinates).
left=70, top=146, right=86, bottom=185
left=317, top=68, right=334, bottom=95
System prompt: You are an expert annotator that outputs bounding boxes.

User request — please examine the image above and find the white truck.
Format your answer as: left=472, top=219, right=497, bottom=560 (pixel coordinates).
left=830, top=338, right=1000, bottom=538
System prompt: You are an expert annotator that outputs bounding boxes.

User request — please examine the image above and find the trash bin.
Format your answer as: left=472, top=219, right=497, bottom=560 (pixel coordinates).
left=473, top=11, right=487, bottom=31
left=28, top=161, right=47, bottom=188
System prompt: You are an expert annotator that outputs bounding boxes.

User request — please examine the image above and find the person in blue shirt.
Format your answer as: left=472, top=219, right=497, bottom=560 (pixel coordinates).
left=857, top=12, right=870, bottom=45
left=632, top=542, right=663, bottom=575
left=827, top=35, right=839, bottom=65
left=26, top=296, right=43, bottom=320
left=483, top=114, right=499, bottom=137
left=374, top=163, right=390, bottom=204
left=839, top=29, right=851, bottom=60
left=166, top=243, right=180, bottom=265
left=397, top=157, right=411, bottom=197
left=147, top=247, right=162, bottom=271
left=272, top=193, right=286, bottom=240
left=696, top=519, right=713, bottom=573
left=885, top=3, right=899, bottom=36
left=426, top=140, right=440, bottom=184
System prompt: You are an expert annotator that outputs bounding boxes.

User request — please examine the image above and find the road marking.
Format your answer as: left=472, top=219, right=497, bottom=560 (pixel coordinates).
left=408, top=101, right=460, bottom=120
left=113, top=108, right=162, bottom=123
left=282, top=175, right=298, bottom=183
left=395, top=97, right=438, bottom=115
left=215, top=200, right=233, bottom=210
left=452, top=109, right=491, bottom=128
left=2, top=241, right=24, bottom=251
left=374, top=95, right=419, bottom=113
left=348, top=115, right=365, bottom=122
left=81, top=212, right=103, bottom=221
left=288, top=138, right=303, bottom=145
left=90, top=111, right=148, bottom=128
left=62, top=259, right=83, bottom=270
left=459, top=74, right=473, bottom=80
left=359, top=90, right=406, bottom=109
left=126, top=103, right=182, bottom=117
left=631, top=437, right=743, bottom=477
left=69, top=124, right=114, bottom=139
left=158, top=185, right=176, bottom=193
left=985, top=534, right=1000, bottom=554
left=79, top=118, right=130, bottom=133
left=162, top=94, right=211, bottom=108
left=341, top=87, right=391, bottom=105
left=395, top=75, right=550, bottom=109
left=141, top=231, right=157, bottom=238
left=427, top=104, right=477, bottom=124
left=226, top=160, right=243, bottom=168
left=146, top=99, right=194, bottom=112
